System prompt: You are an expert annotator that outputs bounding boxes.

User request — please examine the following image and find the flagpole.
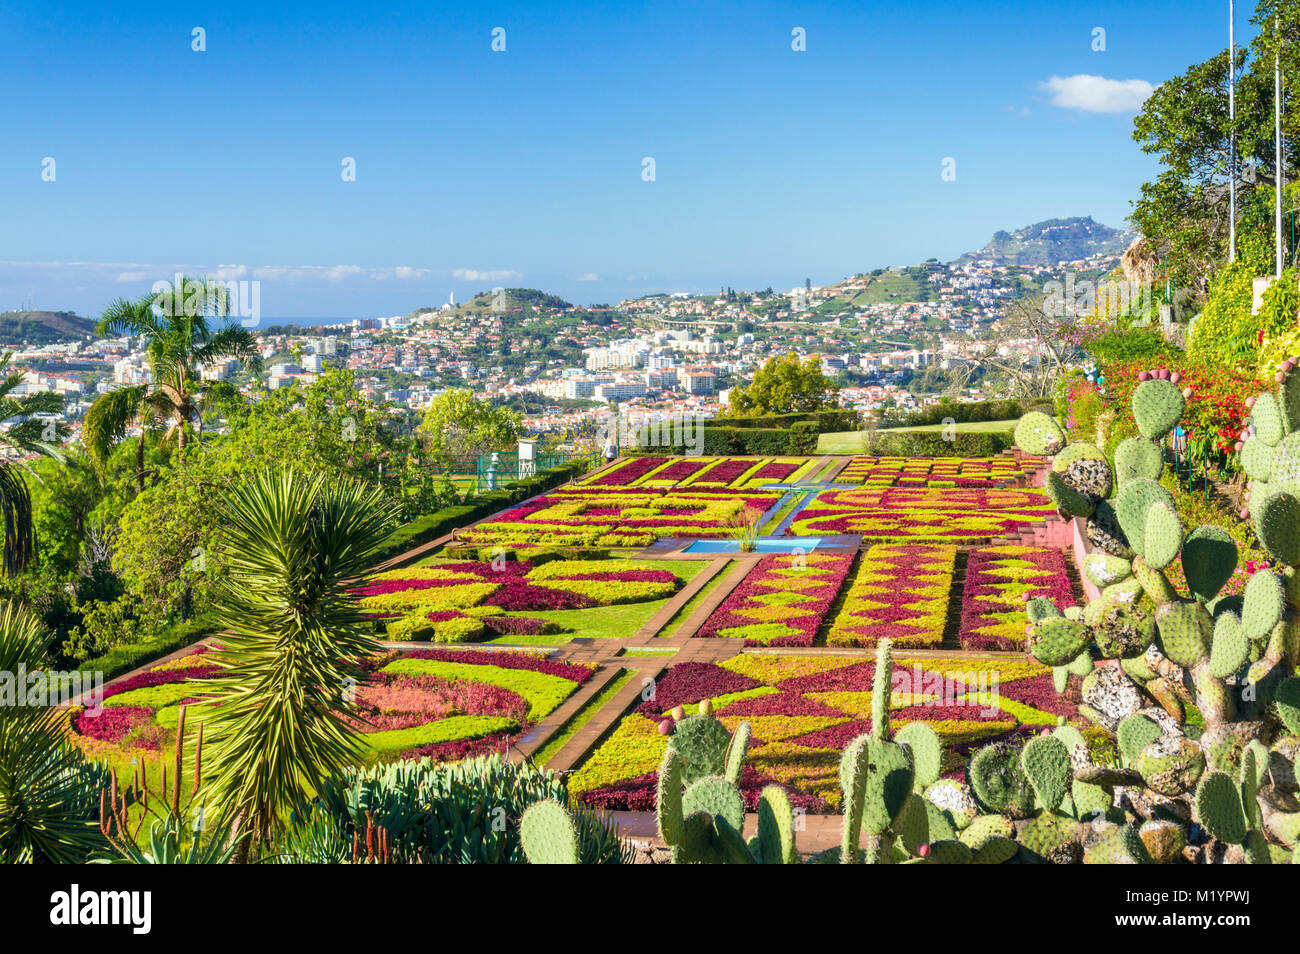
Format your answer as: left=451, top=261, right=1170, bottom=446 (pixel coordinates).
left=1230, top=0, right=1237, bottom=263
left=1277, top=13, right=1285, bottom=278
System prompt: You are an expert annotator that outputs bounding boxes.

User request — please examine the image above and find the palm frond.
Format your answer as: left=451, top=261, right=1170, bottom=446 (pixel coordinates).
left=82, top=385, right=148, bottom=476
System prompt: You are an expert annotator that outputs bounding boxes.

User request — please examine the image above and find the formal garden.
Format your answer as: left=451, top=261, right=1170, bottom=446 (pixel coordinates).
left=9, top=350, right=1292, bottom=866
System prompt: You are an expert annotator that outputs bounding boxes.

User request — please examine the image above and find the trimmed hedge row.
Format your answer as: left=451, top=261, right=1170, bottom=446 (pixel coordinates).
left=878, top=399, right=1050, bottom=429
left=75, top=614, right=221, bottom=682
left=863, top=430, right=1015, bottom=457
left=627, top=421, right=820, bottom=456
left=715, top=409, right=861, bottom=431
left=371, top=460, right=591, bottom=564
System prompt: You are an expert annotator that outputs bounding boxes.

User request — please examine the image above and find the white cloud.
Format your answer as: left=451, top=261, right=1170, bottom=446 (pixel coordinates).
left=574, top=273, right=600, bottom=282
left=453, top=268, right=522, bottom=282
left=1040, top=74, right=1153, bottom=113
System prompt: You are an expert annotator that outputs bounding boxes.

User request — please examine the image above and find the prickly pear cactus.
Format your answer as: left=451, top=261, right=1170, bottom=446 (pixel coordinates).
left=998, top=367, right=1300, bottom=863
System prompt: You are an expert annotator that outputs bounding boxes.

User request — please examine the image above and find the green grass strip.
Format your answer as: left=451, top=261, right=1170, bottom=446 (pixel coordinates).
left=532, top=669, right=633, bottom=767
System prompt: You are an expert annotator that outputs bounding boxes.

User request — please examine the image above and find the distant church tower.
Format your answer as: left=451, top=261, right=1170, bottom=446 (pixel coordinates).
left=448, top=290, right=456, bottom=308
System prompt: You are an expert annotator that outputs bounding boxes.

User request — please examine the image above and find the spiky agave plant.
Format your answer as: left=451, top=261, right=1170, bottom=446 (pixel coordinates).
left=0, top=600, right=108, bottom=862
left=199, top=469, right=398, bottom=860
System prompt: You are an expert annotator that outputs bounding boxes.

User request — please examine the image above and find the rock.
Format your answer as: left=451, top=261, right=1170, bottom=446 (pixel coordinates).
left=1135, top=733, right=1205, bottom=797
left=924, top=779, right=979, bottom=829
left=1139, top=819, right=1187, bottom=864
left=1081, top=665, right=1144, bottom=731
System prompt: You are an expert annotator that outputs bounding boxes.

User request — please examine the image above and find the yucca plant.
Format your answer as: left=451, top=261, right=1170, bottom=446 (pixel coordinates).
left=84, top=276, right=259, bottom=489
left=731, top=507, right=763, bottom=552
left=0, top=600, right=108, bottom=862
left=200, top=469, right=397, bottom=860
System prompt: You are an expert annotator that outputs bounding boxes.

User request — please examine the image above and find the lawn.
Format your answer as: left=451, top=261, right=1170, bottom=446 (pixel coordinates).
left=487, top=559, right=709, bottom=643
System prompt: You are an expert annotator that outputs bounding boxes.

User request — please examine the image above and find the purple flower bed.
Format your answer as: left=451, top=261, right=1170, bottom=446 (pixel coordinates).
left=693, top=459, right=756, bottom=485
left=403, top=730, right=518, bottom=763
left=100, top=665, right=222, bottom=703
left=959, top=546, right=1074, bottom=651
left=402, top=648, right=595, bottom=684
left=651, top=460, right=708, bottom=482
left=634, top=661, right=761, bottom=716
left=75, top=706, right=154, bottom=743
left=482, top=615, right=562, bottom=636
left=590, top=457, right=668, bottom=486
left=578, top=765, right=829, bottom=813
left=714, top=690, right=846, bottom=718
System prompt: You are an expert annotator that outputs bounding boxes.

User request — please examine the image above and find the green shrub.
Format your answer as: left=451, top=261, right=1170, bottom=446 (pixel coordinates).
left=73, top=614, right=219, bottom=682
left=280, top=754, right=632, bottom=864
left=865, top=430, right=1014, bottom=457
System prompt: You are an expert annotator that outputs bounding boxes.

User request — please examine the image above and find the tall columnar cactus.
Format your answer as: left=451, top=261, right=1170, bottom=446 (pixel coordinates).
left=1005, top=370, right=1300, bottom=862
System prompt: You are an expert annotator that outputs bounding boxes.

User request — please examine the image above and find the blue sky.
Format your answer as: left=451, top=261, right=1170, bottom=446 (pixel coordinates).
left=0, top=0, right=1256, bottom=319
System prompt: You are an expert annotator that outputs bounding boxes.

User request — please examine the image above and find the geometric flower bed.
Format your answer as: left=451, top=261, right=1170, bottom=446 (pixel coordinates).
left=825, top=544, right=956, bottom=648
left=833, top=456, right=1039, bottom=487
left=354, top=558, right=686, bottom=641
left=580, top=456, right=820, bottom=491
left=567, top=652, right=1078, bottom=813
left=461, top=487, right=784, bottom=548
left=788, top=486, right=1055, bottom=543
left=696, top=552, right=855, bottom=646
left=957, top=545, right=1075, bottom=652
left=70, top=645, right=595, bottom=768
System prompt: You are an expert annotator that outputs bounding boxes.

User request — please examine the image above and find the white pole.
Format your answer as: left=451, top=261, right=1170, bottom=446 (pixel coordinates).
left=1278, top=13, right=1286, bottom=278
left=1230, top=0, right=1237, bottom=262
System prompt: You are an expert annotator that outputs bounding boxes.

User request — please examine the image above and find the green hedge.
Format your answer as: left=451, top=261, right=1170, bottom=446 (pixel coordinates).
left=715, top=409, right=861, bottom=431
left=863, top=430, right=1015, bottom=457
left=627, top=422, right=819, bottom=456
left=372, top=460, right=590, bottom=564
left=74, top=614, right=221, bottom=682
left=878, top=399, right=1050, bottom=429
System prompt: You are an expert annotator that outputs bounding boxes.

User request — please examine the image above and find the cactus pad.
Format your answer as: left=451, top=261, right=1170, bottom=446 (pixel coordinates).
left=1132, top=378, right=1185, bottom=439
left=1115, top=478, right=1176, bottom=557
left=1154, top=599, right=1212, bottom=667
left=1254, top=491, right=1300, bottom=567
left=755, top=785, right=796, bottom=864
left=682, top=776, right=745, bottom=831
left=669, top=714, right=731, bottom=782
left=1020, top=735, right=1071, bottom=812
left=520, top=799, right=580, bottom=864
left=1180, top=526, right=1238, bottom=603
left=1086, top=499, right=1133, bottom=558
left=1209, top=611, right=1251, bottom=678
left=1116, top=712, right=1163, bottom=764
left=1026, top=596, right=1063, bottom=624
left=1030, top=616, right=1091, bottom=666
left=1274, top=677, right=1300, bottom=736
left=1114, top=436, right=1164, bottom=486
left=894, top=791, right=956, bottom=854
left=896, top=721, right=943, bottom=789
left=723, top=720, right=750, bottom=784
left=656, top=747, right=685, bottom=844
left=968, top=741, right=1034, bottom=818
left=1143, top=501, right=1183, bottom=570
left=1084, top=553, right=1133, bottom=589
left=1269, top=433, right=1300, bottom=485
left=1252, top=391, right=1285, bottom=446
left=1242, top=569, right=1286, bottom=643
left=1014, top=411, right=1066, bottom=455
left=1194, top=770, right=1248, bottom=844
left=1240, top=436, right=1275, bottom=481
left=1045, top=469, right=1096, bottom=518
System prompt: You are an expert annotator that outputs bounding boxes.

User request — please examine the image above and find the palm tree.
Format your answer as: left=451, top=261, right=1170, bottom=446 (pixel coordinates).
left=0, top=352, right=68, bottom=574
left=0, top=601, right=108, bottom=862
left=200, top=469, right=397, bottom=860
left=83, top=276, right=259, bottom=489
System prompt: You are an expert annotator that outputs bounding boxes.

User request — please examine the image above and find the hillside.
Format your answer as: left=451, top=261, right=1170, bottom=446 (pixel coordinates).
left=954, top=216, right=1133, bottom=266
left=0, top=310, right=96, bottom=345
left=409, top=288, right=573, bottom=322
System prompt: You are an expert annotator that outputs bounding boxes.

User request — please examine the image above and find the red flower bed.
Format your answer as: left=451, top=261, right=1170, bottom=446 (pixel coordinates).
left=697, top=552, right=855, bottom=646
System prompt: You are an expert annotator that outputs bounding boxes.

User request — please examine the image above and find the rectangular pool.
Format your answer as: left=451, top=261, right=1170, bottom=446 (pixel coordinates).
left=684, top=538, right=822, bottom=554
